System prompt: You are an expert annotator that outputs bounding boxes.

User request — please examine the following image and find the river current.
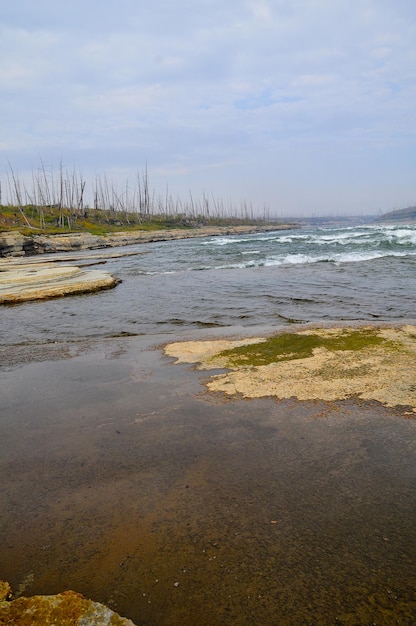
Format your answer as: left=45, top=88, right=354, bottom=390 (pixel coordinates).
left=2, top=222, right=416, bottom=346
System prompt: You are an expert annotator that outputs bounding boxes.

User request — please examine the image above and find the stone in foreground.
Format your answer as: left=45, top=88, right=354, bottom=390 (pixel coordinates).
left=0, top=581, right=136, bottom=625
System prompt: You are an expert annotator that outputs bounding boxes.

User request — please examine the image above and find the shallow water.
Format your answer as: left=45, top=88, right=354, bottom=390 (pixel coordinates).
left=1, top=335, right=416, bottom=625
left=1, top=224, right=416, bottom=624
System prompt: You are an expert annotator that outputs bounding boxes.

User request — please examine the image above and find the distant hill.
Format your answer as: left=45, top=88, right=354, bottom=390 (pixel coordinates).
left=373, top=206, right=416, bottom=223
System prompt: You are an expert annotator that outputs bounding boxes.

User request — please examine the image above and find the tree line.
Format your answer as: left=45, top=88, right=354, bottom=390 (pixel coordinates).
left=0, top=161, right=275, bottom=232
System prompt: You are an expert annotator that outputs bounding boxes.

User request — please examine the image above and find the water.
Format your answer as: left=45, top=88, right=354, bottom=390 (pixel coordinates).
left=1, top=222, right=416, bottom=625
left=1, top=222, right=416, bottom=346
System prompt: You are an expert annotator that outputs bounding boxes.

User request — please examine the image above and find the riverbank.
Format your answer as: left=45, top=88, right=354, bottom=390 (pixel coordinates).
left=0, top=223, right=296, bottom=257
left=0, top=223, right=296, bottom=303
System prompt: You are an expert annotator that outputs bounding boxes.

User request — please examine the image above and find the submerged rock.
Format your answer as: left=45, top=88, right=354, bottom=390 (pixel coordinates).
left=0, top=583, right=137, bottom=625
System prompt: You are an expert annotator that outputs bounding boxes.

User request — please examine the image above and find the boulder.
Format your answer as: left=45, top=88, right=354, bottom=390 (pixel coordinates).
left=0, top=582, right=136, bottom=625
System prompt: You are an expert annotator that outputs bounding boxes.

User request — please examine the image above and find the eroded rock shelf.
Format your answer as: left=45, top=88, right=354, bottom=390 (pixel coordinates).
left=0, top=260, right=118, bottom=303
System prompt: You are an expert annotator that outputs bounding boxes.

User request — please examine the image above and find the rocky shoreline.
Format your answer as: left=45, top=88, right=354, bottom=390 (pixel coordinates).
left=0, top=223, right=295, bottom=258
left=0, top=224, right=297, bottom=303
left=0, top=224, right=295, bottom=303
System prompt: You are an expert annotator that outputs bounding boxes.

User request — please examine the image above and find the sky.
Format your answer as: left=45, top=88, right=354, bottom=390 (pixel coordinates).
left=1, top=0, right=416, bottom=217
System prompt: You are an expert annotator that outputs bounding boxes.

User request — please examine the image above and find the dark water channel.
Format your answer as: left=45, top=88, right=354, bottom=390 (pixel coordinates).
left=1, top=334, right=416, bottom=625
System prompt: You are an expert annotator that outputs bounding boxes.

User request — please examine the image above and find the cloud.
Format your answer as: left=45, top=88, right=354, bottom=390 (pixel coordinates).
left=1, top=0, right=416, bottom=214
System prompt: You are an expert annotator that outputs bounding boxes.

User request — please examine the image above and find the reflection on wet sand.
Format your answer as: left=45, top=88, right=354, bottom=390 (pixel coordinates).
left=0, top=335, right=415, bottom=625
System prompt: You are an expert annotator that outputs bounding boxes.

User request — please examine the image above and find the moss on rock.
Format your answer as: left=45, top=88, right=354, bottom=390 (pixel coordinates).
left=216, top=328, right=393, bottom=368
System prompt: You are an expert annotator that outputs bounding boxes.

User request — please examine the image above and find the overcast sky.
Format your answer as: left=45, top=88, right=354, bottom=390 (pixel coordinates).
left=1, top=0, right=415, bottom=216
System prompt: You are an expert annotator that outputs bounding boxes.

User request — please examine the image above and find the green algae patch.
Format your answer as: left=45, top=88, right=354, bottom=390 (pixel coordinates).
left=216, top=328, right=390, bottom=368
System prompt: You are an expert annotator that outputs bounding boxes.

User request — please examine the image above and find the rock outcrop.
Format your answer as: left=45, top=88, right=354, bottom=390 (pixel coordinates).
left=0, top=261, right=118, bottom=303
left=165, top=325, right=416, bottom=411
left=0, top=580, right=136, bottom=625
left=0, top=224, right=295, bottom=257
left=0, top=232, right=26, bottom=257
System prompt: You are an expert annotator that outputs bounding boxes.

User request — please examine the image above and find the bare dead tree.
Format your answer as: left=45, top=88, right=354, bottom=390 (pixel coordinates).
left=7, top=162, right=33, bottom=228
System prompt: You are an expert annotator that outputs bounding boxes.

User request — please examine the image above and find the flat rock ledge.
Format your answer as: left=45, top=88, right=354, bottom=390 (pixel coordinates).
left=165, top=325, right=416, bottom=412
left=0, top=580, right=136, bottom=625
left=0, top=224, right=294, bottom=257
left=0, top=262, right=118, bottom=303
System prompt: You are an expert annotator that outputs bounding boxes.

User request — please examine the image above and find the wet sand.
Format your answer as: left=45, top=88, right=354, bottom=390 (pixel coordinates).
left=1, top=334, right=416, bottom=625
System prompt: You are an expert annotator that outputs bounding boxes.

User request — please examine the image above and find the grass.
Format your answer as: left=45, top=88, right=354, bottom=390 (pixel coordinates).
left=216, top=328, right=395, bottom=368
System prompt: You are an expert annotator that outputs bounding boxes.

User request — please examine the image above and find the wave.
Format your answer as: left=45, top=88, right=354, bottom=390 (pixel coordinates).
left=131, top=223, right=416, bottom=275
left=137, top=249, right=415, bottom=275
left=284, top=225, right=416, bottom=250
left=201, top=236, right=253, bottom=246
left=384, top=229, right=416, bottom=245
left=201, top=226, right=416, bottom=252
left=334, top=250, right=413, bottom=263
